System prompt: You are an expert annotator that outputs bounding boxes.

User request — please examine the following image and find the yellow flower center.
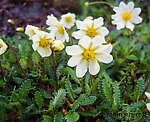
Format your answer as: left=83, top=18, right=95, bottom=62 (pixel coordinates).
left=82, top=49, right=96, bottom=61
left=0, top=44, right=3, bottom=48
left=65, top=17, right=72, bottom=22
left=86, top=27, right=97, bottom=38
left=39, top=37, right=49, bottom=47
left=122, top=12, right=131, bottom=21
left=58, top=26, right=64, bottom=34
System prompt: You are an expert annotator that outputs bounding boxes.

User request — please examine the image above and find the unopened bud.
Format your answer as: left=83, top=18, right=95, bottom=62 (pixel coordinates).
left=16, top=27, right=24, bottom=32
left=85, top=16, right=93, bottom=20
left=7, top=19, right=15, bottom=25
left=85, top=2, right=89, bottom=7
left=52, top=40, right=64, bottom=51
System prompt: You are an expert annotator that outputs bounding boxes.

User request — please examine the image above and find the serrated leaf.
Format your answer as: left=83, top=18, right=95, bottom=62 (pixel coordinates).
left=43, top=115, right=52, bottom=122
left=35, top=91, right=44, bottom=108
left=32, top=51, right=41, bottom=65
left=19, top=80, right=31, bottom=99
left=52, top=89, right=66, bottom=109
left=19, top=58, right=28, bottom=69
left=80, top=96, right=97, bottom=106
left=78, top=108, right=101, bottom=117
left=126, top=55, right=138, bottom=60
left=54, top=112, right=63, bottom=122
left=65, top=80, right=75, bottom=101
left=66, top=67, right=81, bottom=85
left=65, top=112, right=79, bottom=122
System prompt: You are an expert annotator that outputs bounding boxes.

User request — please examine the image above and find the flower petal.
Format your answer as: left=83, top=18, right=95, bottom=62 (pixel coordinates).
left=126, top=22, right=134, bottom=31
left=147, top=103, right=150, bottom=111
left=78, top=36, right=91, bottom=49
left=95, top=44, right=113, bottom=54
left=67, top=55, right=82, bottom=67
left=89, top=60, right=100, bottom=75
left=127, top=2, right=134, bottom=11
left=37, top=46, right=52, bottom=57
left=93, top=17, right=103, bottom=29
left=76, top=20, right=87, bottom=30
left=72, top=30, right=86, bottom=39
left=116, top=21, right=125, bottom=30
left=132, top=8, right=141, bottom=16
left=32, top=42, right=39, bottom=51
left=96, top=53, right=113, bottom=63
left=66, top=45, right=83, bottom=55
left=84, top=19, right=93, bottom=28
left=145, top=92, right=150, bottom=99
left=96, top=27, right=109, bottom=37
left=131, top=16, right=142, bottom=24
left=76, top=60, right=87, bottom=78
left=92, top=36, right=106, bottom=47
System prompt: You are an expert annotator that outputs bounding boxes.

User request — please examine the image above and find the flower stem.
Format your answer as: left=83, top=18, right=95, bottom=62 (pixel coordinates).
left=126, top=28, right=130, bottom=37
left=89, top=1, right=114, bottom=8
left=0, top=62, right=5, bottom=82
left=51, top=51, right=59, bottom=88
left=42, top=58, right=45, bottom=73
left=9, top=45, right=29, bottom=79
left=139, top=80, right=150, bottom=101
left=90, top=74, right=93, bottom=95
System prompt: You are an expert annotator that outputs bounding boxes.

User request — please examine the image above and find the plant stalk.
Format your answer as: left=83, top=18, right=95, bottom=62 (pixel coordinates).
left=0, top=62, right=5, bottom=82
left=9, top=45, right=29, bottom=79
left=51, top=51, right=59, bottom=88
left=90, top=74, right=93, bottom=95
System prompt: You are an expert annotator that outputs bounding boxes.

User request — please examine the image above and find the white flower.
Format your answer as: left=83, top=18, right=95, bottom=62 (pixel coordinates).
left=46, top=14, right=69, bottom=42
left=0, top=39, right=8, bottom=55
left=72, top=17, right=109, bottom=41
left=25, top=25, right=40, bottom=39
left=145, top=92, right=150, bottom=111
left=60, top=13, right=76, bottom=29
left=52, top=40, right=65, bottom=51
left=66, top=36, right=113, bottom=78
left=32, top=30, right=54, bottom=57
left=111, top=1, right=142, bottom=31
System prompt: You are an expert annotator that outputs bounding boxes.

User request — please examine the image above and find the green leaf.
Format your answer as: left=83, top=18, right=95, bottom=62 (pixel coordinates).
left=65, top=80, right=75, bottom=101
left=66, top=67, right=81, bottom=85
left=32, top=51, right=41, bottom=65
left=19, top=58, right=28, bottom=69
left=43, top=115, right=52, bottom=122
left=65, top=112, right=79, bottom=122
left=112, top=81, right=121, bottom=109
left=80, top=96, right=97, bottom=106
left=11, top=87, right=19, bottom=102
left=35, top=91, right=44, bottom=108
left=52, top=89, right=66, bottom=109
left=19, top=80, right=31, bottom=99
left=78, top=109, right=101, bottom=117
left=54, top=112, right=64, bottom=122
left=126, top=55, right=138, bottom=60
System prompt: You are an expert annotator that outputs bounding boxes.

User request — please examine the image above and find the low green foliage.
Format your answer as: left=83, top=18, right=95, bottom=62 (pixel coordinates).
left=0, top=0, right=150, bottom=121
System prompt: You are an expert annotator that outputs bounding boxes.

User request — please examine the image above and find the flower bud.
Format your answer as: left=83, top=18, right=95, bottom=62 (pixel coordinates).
left=85, top=2, right=89, bottom=7
left=16, top=27, right=24, bottom=32
left=52, top=40, right=64, bottom=51
left=7, top=19, right=15, bottom=25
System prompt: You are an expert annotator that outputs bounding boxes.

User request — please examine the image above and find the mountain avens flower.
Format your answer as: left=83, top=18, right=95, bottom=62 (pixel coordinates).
left=32, top=30, right=54, bottom=57
left=72, top=17, right=109, bottom=40
left=111, top=1, right=142, bottom=31
left=25, top=25, right=40, bottom=39
left=60, top=13, right=76, bottom=29
left=66, top=36, right=113, bottom=78
left=52, top=40, right=64, bottom=51
left=0, top=39, right=8, bottom=55
left=145, top=92, right=150, bottom=111
left=46, top=14, right=69, bottom=42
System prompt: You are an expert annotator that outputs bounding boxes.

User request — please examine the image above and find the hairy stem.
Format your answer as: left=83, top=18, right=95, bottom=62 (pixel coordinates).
left=89, top=1, right=113, bottom=8
left=0, top=62, right=5, bottom=82
left=51, top=51, right=59, bottom=88
left=9, top=45, right=29, bottom=79
left=90, top=74, right=93, bottom=95
left=42, top=58, right=45, bottom=73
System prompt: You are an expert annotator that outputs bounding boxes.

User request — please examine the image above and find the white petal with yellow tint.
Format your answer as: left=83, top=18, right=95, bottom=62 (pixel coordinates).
left=146, top=103, right=150, bottom=111
left=76, top=60, right=88, bottom=78
left=37, top=46, right=52, bottom=58
left=93, top=17, right=103, bottom=29
left=67, top=55, right=82, bottom=67
left=72, top=30, right=86, bottom=39
left=89, top=60, right=100, bottom=75
left=76, top=20, right=87, bottom=30
left=145, top=92, right=150, bottom=99
left=96, top=53, right=113, bottom=63
left=66, top=45, right=83, bottom=55
left=79, top=36, right=91, bottom=49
